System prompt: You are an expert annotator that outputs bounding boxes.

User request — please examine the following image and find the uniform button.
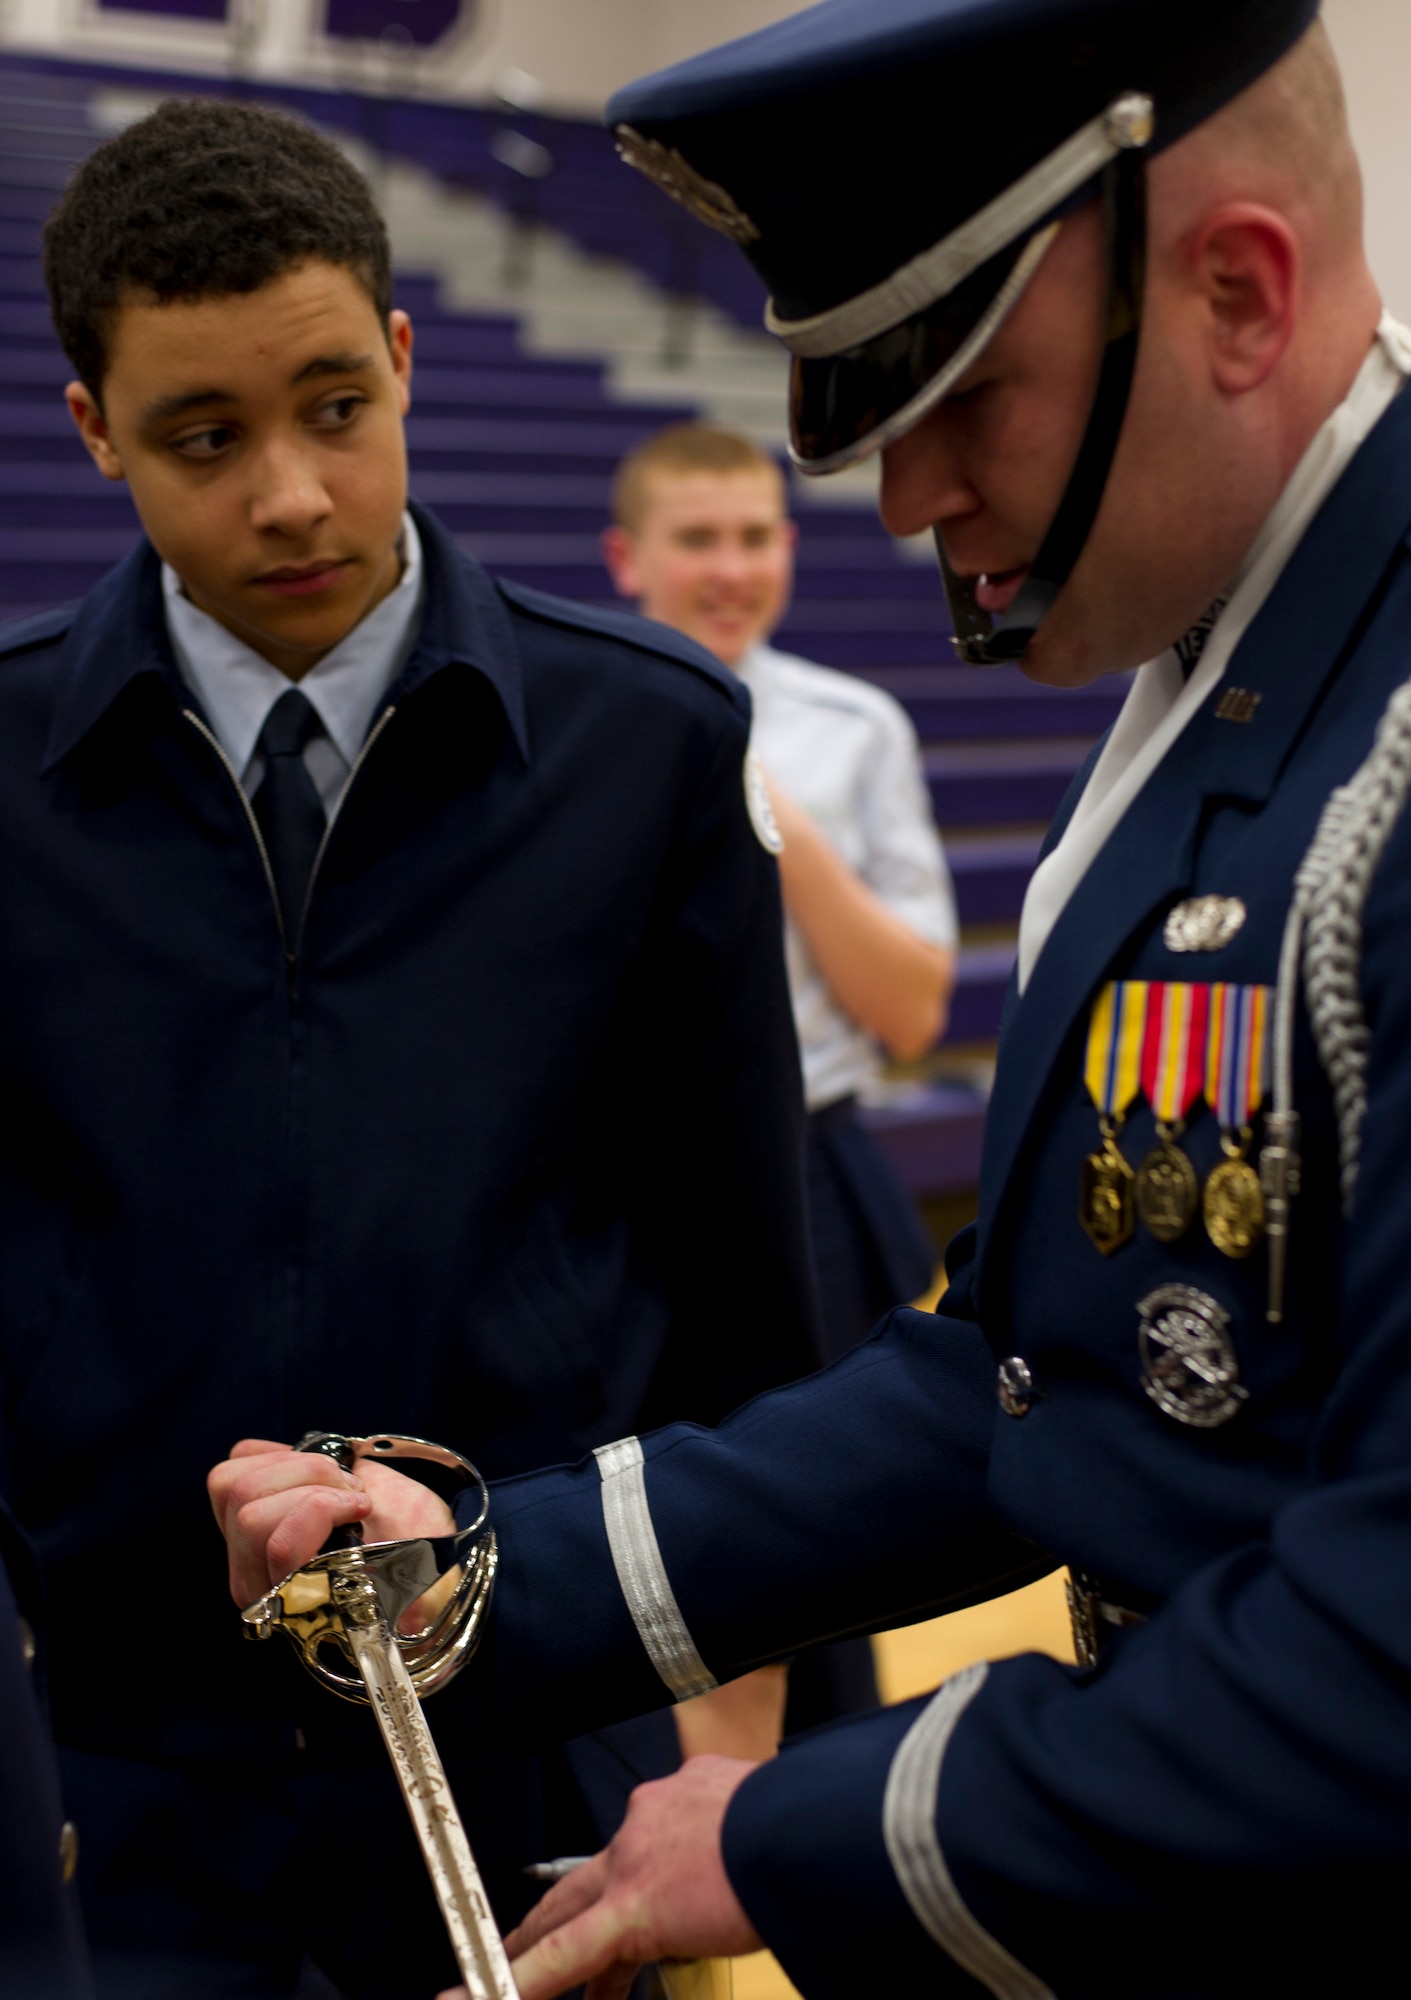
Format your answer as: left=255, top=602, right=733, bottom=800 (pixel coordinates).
left=58, top=1821, right=78, bottom=1885
left=17, top=1616, right=35, bottom=1669
left=997, top=1356, right=1036, bottom=1418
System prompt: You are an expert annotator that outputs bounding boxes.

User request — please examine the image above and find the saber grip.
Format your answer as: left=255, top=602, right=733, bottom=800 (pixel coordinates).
left=297, top=1431, right=365, bottom=1552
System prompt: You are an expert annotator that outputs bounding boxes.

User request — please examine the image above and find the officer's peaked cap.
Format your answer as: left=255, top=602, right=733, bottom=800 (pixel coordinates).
left=608, top=0, right=1322, bottom=470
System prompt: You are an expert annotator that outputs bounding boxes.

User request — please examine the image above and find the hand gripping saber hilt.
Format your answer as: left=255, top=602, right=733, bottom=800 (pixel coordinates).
left=240, top=1432, right=497, bottom=1703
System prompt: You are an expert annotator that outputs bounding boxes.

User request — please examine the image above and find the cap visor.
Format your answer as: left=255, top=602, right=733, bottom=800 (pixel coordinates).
left=788, top=223, right=1059, bottom=475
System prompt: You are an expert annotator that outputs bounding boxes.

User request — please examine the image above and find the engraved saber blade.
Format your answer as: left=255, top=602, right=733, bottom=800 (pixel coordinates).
left=339, top=1571, right=517, bottom=2000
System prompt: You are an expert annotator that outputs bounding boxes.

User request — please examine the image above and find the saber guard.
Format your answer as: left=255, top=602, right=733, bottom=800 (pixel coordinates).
left=241, top=1432, right=497, bottom=1703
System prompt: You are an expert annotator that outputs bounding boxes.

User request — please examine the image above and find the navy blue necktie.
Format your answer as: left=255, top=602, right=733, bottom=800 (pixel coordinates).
left=252, top=687, right=326, bottom=938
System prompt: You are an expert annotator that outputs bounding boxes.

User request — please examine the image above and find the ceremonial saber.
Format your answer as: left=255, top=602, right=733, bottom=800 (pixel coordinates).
left=242, top=1432, right=512, bottom=2000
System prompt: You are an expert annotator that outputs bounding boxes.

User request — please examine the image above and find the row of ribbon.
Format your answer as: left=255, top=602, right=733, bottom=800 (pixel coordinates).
left=1084, top=981, right=1271, bottom=1132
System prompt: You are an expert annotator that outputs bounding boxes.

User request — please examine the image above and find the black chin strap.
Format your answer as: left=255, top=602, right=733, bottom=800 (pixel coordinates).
left=940, top=147, right=1149, bottom=666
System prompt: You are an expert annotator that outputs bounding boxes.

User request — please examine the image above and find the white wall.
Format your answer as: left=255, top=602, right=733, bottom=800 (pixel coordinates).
left=1323, top=0, right=1411, bottom=320
left=446, top=0, right=807, bottom=111
left=0, top=0, right=810, bottom=107
left=458, top=0, right=1411, bottom=315
left=2, top=2, right=1407, bottom=315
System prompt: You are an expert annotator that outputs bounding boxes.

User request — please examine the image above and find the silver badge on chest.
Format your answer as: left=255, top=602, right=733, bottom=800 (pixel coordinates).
left=1137, top=1283, right=1248, bottom=1428
left=1163, top=895, right=1247, bottom=954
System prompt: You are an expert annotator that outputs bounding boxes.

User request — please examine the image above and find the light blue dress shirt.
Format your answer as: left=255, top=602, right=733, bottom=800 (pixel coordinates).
left=737, top=641, right=957, bottom=1112
left=162, top=512, right=425, bottom=816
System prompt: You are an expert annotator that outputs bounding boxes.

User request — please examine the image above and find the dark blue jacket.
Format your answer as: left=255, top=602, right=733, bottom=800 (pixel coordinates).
left=0, top=502, right=817, bottom=1763
left=476, top=386, right=1411, bottom=1995
left=0, top=1499, right=91, bottom=1999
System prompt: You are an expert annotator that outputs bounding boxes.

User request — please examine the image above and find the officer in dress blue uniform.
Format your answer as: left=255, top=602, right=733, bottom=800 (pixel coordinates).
left=217, top=5, right=1411, bottom=1995
left=2, top=98, right=819, bottom=1997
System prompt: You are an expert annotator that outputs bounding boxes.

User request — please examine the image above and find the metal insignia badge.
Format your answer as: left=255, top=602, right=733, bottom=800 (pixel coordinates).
left=1137, top=1283, right=1248, bottom=1428
left=1163, top=895, right=1247, bottom=954
left=744, top=749, right=783, bottom=855
left=614, top=126, right=762, bottom=245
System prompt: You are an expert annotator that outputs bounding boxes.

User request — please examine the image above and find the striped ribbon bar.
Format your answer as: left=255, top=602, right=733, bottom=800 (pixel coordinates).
left=1206, top=983, right=1272, bottom=1130
left=1084, top=980, right=1149, bottom=1119
left=1140, top=982, right=1211, bottom=1125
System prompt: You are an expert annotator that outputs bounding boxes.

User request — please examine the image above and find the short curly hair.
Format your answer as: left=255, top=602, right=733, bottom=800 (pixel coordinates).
left=44, top=97, right=393, bottom=398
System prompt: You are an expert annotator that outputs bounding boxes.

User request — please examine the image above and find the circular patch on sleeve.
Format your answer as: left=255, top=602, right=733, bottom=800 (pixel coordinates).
left=744, top=749, right=784, bottom=855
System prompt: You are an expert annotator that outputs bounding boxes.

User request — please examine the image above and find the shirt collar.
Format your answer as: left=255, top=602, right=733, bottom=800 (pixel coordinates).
left=41, top=500, right=530, bottom=773
left=732, top=642, right=777, bottom=689
left=162, top=513, right=425, bottom=779
left=1016, top=310, right=1411, bottom=991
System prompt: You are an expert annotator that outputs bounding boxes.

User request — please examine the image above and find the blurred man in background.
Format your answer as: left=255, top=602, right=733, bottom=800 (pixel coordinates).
left=605, top=426, right=957, bottom=1364
left=604, top=424, right=958, bottom=1733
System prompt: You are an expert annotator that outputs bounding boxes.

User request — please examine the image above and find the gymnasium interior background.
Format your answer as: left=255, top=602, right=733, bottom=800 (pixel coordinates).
left=0, top=5, right=1405, bottom=1991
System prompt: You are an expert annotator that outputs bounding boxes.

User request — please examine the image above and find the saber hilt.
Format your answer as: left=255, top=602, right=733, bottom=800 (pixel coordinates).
left=300, top=1430, right=367, bottom=1553
left=243, top=1431, right=515, bottom=2000
left=241, top=1431, right=497, bottom=1702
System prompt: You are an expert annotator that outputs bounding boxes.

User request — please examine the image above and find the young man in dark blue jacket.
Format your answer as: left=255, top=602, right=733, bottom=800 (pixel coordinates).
left=1, top=99, right=817, bottom=1998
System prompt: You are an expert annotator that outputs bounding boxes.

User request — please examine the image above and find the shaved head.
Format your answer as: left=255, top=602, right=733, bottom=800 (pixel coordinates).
left=1156, top=20, right=1363, bottom=271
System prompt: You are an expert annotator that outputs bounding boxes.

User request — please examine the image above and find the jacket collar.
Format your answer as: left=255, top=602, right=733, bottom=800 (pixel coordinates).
left=974, top=379, right=1411, bottom=1313
left=389, top=501, right=529, bottom=761
left=40, top=541, right=177, bottom=775
left=41, top=498, right=529, bottom=775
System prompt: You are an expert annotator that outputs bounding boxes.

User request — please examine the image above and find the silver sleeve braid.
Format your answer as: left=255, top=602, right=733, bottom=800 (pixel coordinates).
left=1276, top=677, right=1411, bottom=1215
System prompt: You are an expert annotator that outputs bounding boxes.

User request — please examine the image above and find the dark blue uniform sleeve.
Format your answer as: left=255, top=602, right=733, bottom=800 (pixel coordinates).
left=720, top=809, right=1411, bottom=2000
left=480, top=1292, right=1048, bottom=1750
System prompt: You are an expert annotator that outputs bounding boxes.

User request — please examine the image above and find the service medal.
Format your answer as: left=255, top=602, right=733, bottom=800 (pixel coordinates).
left=1205, top=983, right=1272, bottom=1260
left=1081, top=982, right=1148, bottom=1256
left=1137, top=1284, right=1247, bottom=1429
left=1134, top=984, right=1209, bottom=1243
left=1134, top=1137, right=1200, bottom=1242
left=1082, top=1133, right=1136, bottom=1256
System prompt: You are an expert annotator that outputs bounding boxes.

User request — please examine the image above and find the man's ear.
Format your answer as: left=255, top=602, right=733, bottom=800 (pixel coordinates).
left=1193, top=203, right=1300, bottom=396
left=65, top=383, right=127, bottom=483
left=600, top=525, right=643, bottom=601
left=387, top=308, right=414, bottom=416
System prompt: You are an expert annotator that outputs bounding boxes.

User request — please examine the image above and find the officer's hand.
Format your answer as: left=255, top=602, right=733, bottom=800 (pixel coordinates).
left=208, top=1439, right=454, bottom=1608
left=488, top=1756, right=762, bottom=2000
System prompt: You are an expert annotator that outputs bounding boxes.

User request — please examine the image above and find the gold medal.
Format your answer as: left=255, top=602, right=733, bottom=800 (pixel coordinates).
left=1134, top=1126, right=1200, bottom=1243
left=1134, top=983, right=1210, bottom=1245
left=1205, top=987, right=1273, bottom=1261
left=1081, top=985, right=1149, bottom=1257
left=1204, top=1135, right=1265, bottom=1259
left=1081, top=1124, right=1136, bottom=1257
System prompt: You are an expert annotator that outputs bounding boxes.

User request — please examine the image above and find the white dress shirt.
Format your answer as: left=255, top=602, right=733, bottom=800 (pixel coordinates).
left=1017, top=313, right=1411, bottom=993
left=737, top=641, right=958, bottom=1112
left=163, top=512, right=426, bottom=815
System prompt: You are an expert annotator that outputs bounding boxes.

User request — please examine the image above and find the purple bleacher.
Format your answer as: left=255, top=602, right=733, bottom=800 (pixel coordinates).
left=867, top=664, right=1128, bottom=742
left=98, top=1, right=228, bottom=18
left=324, top=0, right=462, bottom=43
left=947, top=834, right=1046, bottom=927
left=923, top=739, right=1092, bottom=827
left=0, top=51, right=1130, bottom=1198
left=860, top=1082, right=989, bottom=1198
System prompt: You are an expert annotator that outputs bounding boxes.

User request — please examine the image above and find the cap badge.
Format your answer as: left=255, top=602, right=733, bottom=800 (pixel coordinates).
left=1163, top=896, right=1246, bottom=955
left=615, top=125, right=761, bottom=245
left=1106, top=93, right=1156, bottom=150
left=1137, top=1283, right=1247, bottom=1429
